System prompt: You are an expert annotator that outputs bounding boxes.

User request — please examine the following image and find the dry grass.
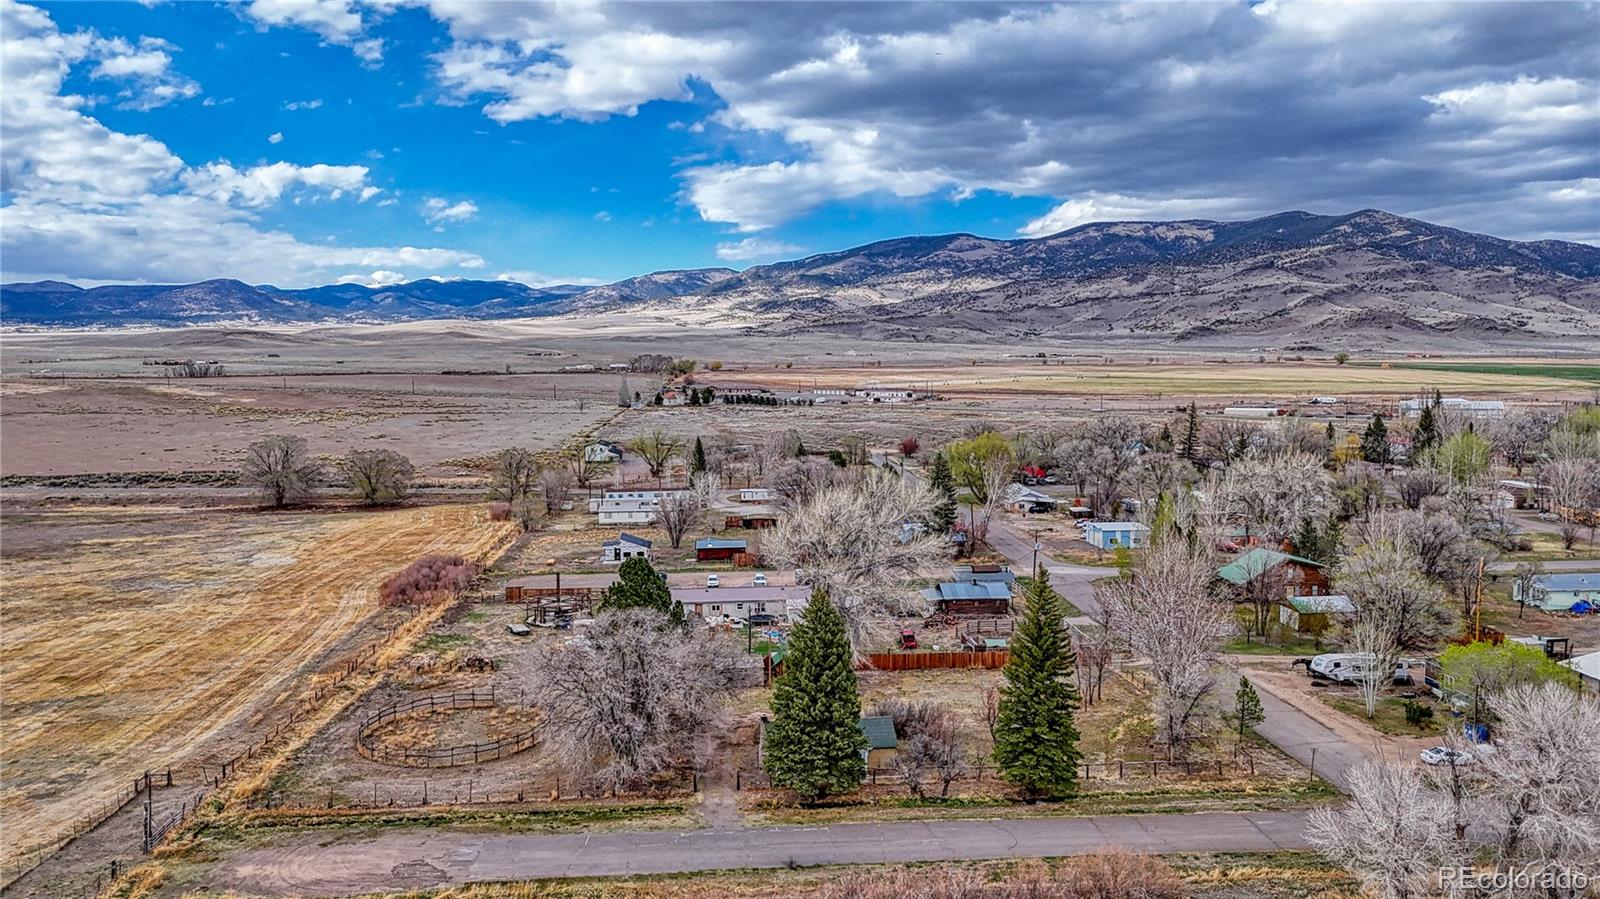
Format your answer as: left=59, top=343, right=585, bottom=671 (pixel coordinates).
left=0, top=503, right=514, bottom=871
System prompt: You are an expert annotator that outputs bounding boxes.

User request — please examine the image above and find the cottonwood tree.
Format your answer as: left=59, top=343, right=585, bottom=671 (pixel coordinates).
left=568, top=451, right=603, bottom=494
left=1214, top=450, right=1331, bottom=544
left=488, top=447, right=540, bottom=505
left=530, top=608, right=734, bottom=789
left=1394, top=468, right=1448, bottom=510
left=1072, top=625, right=1114, bottom=707
left=654, top=489, right=701, bottom=550
left=1477, top=683, right=1600, bottom=880
left=689, top=470, right=722, bottom=527
left=1100, top=538, right=1232, bottom=754
left=630, top=431, right=682, bottom=484
left=617, top=376, right=632, bottom=407
left=1543, top=454, right=1599, bottom=550
left=341, top=448, right=414, bottom=505
left=946, top=431, right=1015, bottom=503
left=539, top=465, right=576, bottom=513
left=765, top=470, right=946, bottom=650
left=1490, top=410, right=1556, bottom=475
left=1336, top=520, right=1454, bottom=716
left=1430, top=430, right=1493, bottom=490
left=1306, top=761, right=1457, bottom=899
left=769, top=457, right=847, bottom=507
left=242, top=434, right=323, bottom=507
left=1438, top=640, right=1577, bottom=727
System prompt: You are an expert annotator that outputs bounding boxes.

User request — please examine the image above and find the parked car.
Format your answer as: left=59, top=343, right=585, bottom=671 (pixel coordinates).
left=706, top=574, right=720, bottom=588
left=753, top=573, right=768, bottom=587
left=1419, top=746, right=1475, bottom=766
left=506, top=623, right=532, bottom=636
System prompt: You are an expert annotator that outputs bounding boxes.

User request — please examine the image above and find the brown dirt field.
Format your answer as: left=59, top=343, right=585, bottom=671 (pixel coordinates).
left=0, top=502, right=515, bottom=872
left=0, top=375, right=620, bottom=478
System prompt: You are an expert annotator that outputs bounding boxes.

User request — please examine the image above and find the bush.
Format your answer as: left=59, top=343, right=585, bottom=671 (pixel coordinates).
left=379, top=554, right=480, bottom=607
left=1403, top=701, right=1435, bottom=729
left=486, top=501, right=511, bottom=521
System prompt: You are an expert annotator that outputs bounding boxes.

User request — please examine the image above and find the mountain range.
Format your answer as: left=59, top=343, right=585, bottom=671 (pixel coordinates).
left=5, top=210, right=1598, bottom=347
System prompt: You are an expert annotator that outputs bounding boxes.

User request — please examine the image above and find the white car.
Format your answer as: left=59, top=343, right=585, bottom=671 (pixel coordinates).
left=706, top=574, right=720, bottom=588
left=1418, top=746, right=1475, bottom=766
left=753, top=573, right=768, bottom=587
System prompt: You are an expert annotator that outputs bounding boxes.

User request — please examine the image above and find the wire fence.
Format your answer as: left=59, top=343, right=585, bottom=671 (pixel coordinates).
left=354, top=688, right=541, bottom=768
left=735, top=755, right=1257, bottom=790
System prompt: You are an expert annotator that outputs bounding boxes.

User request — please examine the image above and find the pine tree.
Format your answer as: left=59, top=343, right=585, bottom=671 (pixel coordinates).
left=1293, top=516, right=1319, bottom=560
left=599, top=557, right=685, bottom=627
left=994, top=570, right=1082, bottom=801
left=763, top=589, right=868, bottom=802
left=1233, top=676, right=1265, bottom=747
left=617, top=377, right=632, bottom=408
left=1325, top=421, right=1336, bottom=443
left=1360, top=414, right=1391, bottom=464
left=1180, top=402, right=1200, bottom=463
left=691, top=437, right=707, bottom=474
left=1413, top=404, right=1439, bottom=463
left=928, top=452, right=959, bottom=533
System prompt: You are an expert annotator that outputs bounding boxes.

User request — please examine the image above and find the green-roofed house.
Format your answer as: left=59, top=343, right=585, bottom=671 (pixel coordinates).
left=857, top=716, right=900, bottom=767
left=1217, top=548, right=1331, bottom=597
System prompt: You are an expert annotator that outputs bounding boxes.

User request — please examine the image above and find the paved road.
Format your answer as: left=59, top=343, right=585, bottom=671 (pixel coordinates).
left=209, top=810, right=1311, bottom=895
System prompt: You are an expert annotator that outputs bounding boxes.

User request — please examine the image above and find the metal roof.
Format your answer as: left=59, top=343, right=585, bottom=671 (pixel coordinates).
left=1218, top=548, right=1325, bottom=586
left=695, top=537, right=749, bottom=550
left=922, top=581, right=1013, bottom=602
left=858, top=716, right=898, bottom=750
left=1533, top=572, right=1600, bottom=592
left=603, top=532, right=653, bottom=548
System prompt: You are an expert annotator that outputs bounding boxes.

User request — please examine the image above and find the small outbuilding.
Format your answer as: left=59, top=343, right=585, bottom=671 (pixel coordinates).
left=921, top=580, right=1013, bottom=615
left=1082, top=521, right=1150, bottom=550
left=695, top=537, right=749, bottom=562
left=1277, top=594, right=1356, bottom=634
left=600, top=532, right=652, bottom=564
left=858, top=716, right=899, bottom=767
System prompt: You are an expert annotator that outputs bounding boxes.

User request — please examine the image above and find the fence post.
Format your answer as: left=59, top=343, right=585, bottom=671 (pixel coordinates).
left=735, top=770, right=741, bottom=791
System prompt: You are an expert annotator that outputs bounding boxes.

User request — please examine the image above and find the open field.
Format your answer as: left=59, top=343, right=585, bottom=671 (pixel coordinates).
left=704, top=359, right=1599, bottom=399
left=1368, top=360, right=1600, bottom=384
left=0, top=374, right=619, bottom=478
left=0, top=500, right=515, bottom=872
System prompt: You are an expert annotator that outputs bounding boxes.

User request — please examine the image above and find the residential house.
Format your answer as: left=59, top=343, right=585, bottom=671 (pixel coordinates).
left=1002, top=483, right=1058, bottom=513
left=738, top=488, right=776, bottom=503
left=695, top=537, right=748, bottom=562
left=588, top=489, right=683, bottom=513
left=1277, top=594, right=1356, bottom=635
left=600, top=532, right=652, bottom=564
left=725, top=510, right=780, bottom=529
left=1217, top=548, right=1332, bottom=597
left=921, top=580, right=1013, bottom=615
left=1082, top=521, right=1150, bottom=550
left=597, top=500, right=658, bottom=526
left=583, top=442, right=623, bottom=464
left=674, top=584, right=808, bottom=621
left=1513, top=572, right=1600, bottom=613
left=660, top=389, right=688, bottom=407
left=951, top=564, right=1015, bottom=586
left=1496, top=479, right=1551, bottom=511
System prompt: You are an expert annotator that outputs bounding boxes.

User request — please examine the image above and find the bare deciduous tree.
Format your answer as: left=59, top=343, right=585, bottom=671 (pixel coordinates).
left=766, top=470, right=946, bottom=651
left=341, top=448, right=414, bottom=505
left=530, top=608, right=737, bottom=790
left=242, top=434, right=323, bottom=507
left=871, top=700, right=964, bottom=798
left=1306, top=761, right=1457, bottom=899
left=1072, top=626, right=1114, bottom=707
left=540, top=465, right=576, bottom=513
left=655, top=489, right=700, bottom=549
left=489, top=447, right=540, bottom=505
left=769, top=457, right=848, bottom=507
left=568, top=451, right=603, bottom=493
left=1214, top=450, right=1331, bottom=544
left=1394, top=468, right=1448, bottom=510
left=1543, top=455, right=1598, bottom=551
left=630, top=431, right=682, bottom=484
left=1100, top=538, right=1232, bottom=753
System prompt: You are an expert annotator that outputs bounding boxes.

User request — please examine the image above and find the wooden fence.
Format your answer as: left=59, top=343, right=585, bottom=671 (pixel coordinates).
left=861, top=650, right=1010, bottom=671
left=355, top=688, right=540, bottom=768
left=736, top=755, right=1256, bottom=790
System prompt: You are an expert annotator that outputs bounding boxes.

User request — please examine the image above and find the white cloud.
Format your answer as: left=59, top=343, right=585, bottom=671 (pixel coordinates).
left=267, top=131, right=283, bottom=144
left=83, top=34, right=199, bottom=109
left=283, top=98, right=323, bottom=111
left=0, top=1, right=486, bottom=287
left=422, top=197, right=479, bottom=225
left=593, top=210, right=611, bottom=222
left=243, top=0, right=382, bottom=64
left=1019, top=194, right=1258, bottom=238
left=494, top=269, right=604, bottom=287
left=336, top=269, right=407, bottom=287
left=358, top=185, right=382, bottom=202
left=714, top=237, right=805, bottom=262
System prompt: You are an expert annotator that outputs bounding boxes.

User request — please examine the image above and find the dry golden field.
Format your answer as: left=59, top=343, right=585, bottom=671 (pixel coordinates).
left=0, top=502, right=514, bottom=871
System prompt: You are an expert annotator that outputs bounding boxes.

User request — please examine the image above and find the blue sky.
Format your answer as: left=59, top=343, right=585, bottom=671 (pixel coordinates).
left=3, top=1, right=1596, bottom=288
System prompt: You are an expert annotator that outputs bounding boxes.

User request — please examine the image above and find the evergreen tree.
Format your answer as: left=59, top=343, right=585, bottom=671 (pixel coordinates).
left=1180, top=402, right=1200, bottom=463
left=1360, top=414, right=1391, bottom=464
left=1318, top=514, right=1344, bottom=567
left=688, top=389, right=701, bottom=406
left=1413, top=404, right=1439, bottom=463
left=763, top=589, right=868, bottom=802
left=928, top=452, right=959, bottom=533
left=691, top=437, right=708, bottom=474
left=1325, top=421, right=1336, bottom=443
left=598, top=557, right=685, bottom=627
left=1156, top=424, right=1173, bottom=453
left=1293, top=516, right=1319, bottom=559
left=1232, top=676, right=1265, bottom=747
left=993, top=570, right=1082, bottom=801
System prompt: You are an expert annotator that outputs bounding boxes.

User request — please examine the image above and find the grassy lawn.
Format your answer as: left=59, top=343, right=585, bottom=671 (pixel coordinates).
left=1226, top=635, right=1323, bottom=657
left=1499, top=529, right=1600, bottom=563
left=193, top=801, right=697, bottom=842
left=1015, top=574, right=1084, bottom=617
left=1318, top=692, right=1446, bottom=737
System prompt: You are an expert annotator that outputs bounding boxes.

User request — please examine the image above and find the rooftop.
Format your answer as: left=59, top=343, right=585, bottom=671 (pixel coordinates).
left=858, top=716, right=898, bottom=750
left=695, top=537, right=749, bottom=550
left=1218, top=548, right=1326, bottom=586
left=1533, top=572, right=1600, bottom=591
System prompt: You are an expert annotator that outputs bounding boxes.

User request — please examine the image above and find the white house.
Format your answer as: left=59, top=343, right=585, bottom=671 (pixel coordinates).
left=597, top=500, right=658, bottom=526
left=1082, top=521, right=1150, bottom=550
left=600, top=532, right=652, bottom=564
left=587, top=489, right=682, bottom=513
left=1002, top=483, right=1058, bottom=513
left=583, top=442, right=623, bottom=463
left=672, top=585, right=810, bottom=621
left=739, top=487, right=775, bottom=503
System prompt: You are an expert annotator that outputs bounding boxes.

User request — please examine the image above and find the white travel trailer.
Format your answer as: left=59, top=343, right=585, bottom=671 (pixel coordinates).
left=1309, top=652, right=1380, bottom=683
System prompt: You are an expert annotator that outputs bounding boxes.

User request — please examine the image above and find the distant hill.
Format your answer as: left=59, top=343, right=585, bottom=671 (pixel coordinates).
left=3, top=211, right=1596, bottom=347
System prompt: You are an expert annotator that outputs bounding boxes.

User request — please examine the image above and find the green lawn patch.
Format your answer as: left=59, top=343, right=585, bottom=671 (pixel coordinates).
left=1319, top=692, right=1446, bottom=737
left=1361, top=361, right=1600, bottom=384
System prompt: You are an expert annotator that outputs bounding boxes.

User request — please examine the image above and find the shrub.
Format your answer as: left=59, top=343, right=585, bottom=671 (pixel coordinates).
left=1403, top=701, right=1434, bottom=729
left=379, top=554, right=480, bottom=607
left=486, top=501, right=511, bottom=521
